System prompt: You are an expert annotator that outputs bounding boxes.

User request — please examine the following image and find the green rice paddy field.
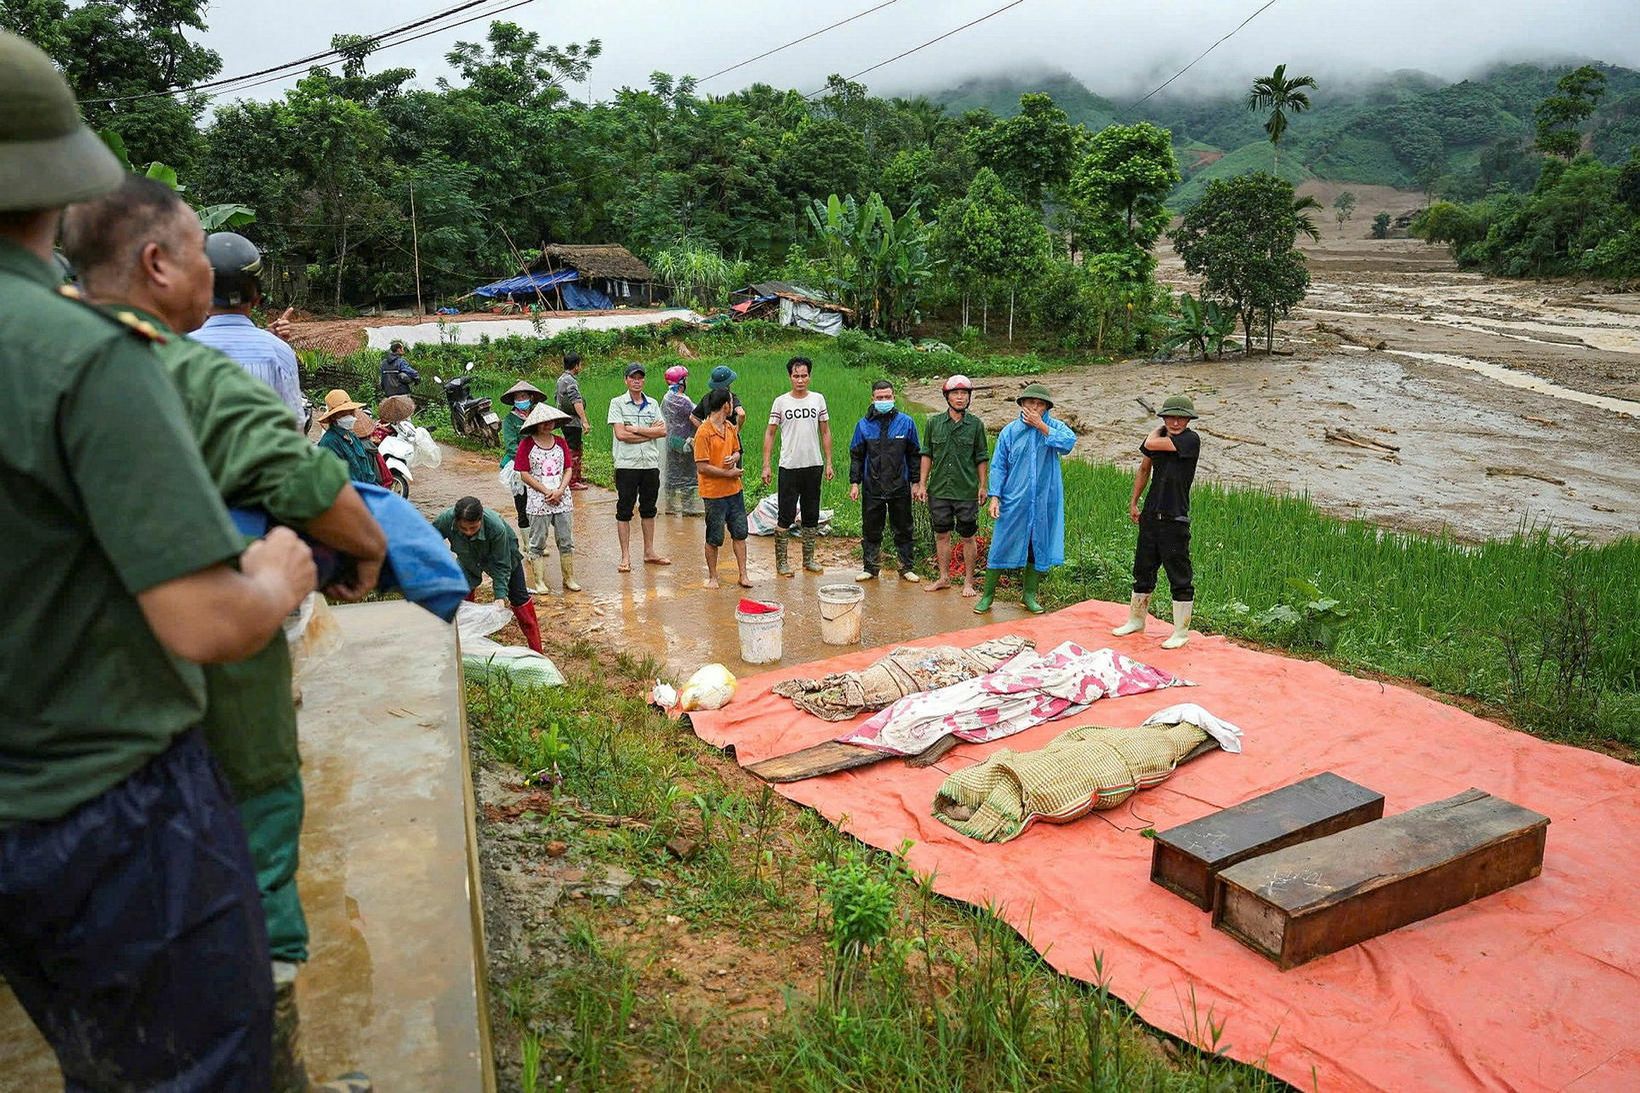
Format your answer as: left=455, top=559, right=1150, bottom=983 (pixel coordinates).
left=306, top=331, right=1638, bottom=751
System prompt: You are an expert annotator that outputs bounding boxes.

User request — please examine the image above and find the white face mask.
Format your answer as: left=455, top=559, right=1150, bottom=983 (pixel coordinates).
left=335, top=414, right=357, bottom=431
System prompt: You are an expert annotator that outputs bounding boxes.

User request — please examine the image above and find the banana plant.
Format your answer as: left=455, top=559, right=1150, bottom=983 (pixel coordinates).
left=98, top=129, right=256, bottom=230
left=1159, top=292, right=1237, bottom=360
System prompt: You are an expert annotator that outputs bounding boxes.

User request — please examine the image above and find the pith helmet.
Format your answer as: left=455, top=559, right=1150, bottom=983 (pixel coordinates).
left=205, top=232, right=263, bottom=307
left=1159, top=394, right=1198, bottom=419
left=0, top=32, right=125, bottom=211
left=1016, top=382, right=1054, bottom=408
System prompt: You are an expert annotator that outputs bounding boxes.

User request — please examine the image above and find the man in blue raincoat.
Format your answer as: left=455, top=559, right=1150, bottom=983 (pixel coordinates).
left=975, top=383, right=1076, bottom=614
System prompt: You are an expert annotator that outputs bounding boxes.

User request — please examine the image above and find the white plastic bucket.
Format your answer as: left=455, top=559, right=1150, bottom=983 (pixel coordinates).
left=818, top=583, right=865, bottom=646
left=736, top=601, right=784, bottom=664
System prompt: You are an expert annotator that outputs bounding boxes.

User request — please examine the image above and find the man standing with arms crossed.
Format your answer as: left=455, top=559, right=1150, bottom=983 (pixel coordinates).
left=762, top=355, right=833, bottom=576
left=608, top=362, right=672, bottom=571
left=0, top=33, right=316, bottom=1089
left=1113, top=395, right=1202, bottom=649
left=914, top=374, right=989, bottom=597
left=62, top=174, right=386, bottom=1092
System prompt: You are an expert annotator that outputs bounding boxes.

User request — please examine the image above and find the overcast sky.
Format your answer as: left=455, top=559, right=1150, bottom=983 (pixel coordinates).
left=195, top=0, right=1640, bottom=106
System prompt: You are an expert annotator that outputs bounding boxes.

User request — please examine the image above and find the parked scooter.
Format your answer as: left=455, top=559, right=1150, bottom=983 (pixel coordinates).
left=435, top=362, right=501, bottom=446
left=375, top=411, right=441, bottom=499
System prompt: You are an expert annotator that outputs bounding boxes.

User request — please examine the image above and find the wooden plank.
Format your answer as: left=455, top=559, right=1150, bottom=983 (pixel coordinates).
left=1213, top=789, right=1549, bottom=968
left=745, top=740, right=884, bottom=782
left=1150, top=772, right=1385, bottom=911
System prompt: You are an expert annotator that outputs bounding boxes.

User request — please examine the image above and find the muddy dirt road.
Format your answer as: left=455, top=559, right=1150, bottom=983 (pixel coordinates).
left=919, top=194, right=1639, bottom=543
left=411, top=446, right=1029, bottom=677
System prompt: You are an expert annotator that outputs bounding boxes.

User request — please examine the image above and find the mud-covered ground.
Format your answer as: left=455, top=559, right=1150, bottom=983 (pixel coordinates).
left=916, top=194, right=1639, bottom=543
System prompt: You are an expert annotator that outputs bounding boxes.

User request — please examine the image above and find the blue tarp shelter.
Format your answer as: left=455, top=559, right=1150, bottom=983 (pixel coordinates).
left=470, top=268, right=578, bottom=299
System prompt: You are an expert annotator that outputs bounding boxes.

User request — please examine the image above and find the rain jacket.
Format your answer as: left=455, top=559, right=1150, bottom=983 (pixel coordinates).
left=986, top=412, right=1076, bottom=570
left=849, top=406, right=920, bottom=497
left=378, top=351, right=419, bottom=397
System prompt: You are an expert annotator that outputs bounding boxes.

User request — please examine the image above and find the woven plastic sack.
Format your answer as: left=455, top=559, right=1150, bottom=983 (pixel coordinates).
left=680, top=663, right=737, bottom=711
left=462, top=637, right=565, bottom=688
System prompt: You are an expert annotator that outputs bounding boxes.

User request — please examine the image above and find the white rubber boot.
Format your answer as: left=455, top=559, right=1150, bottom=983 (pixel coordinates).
left=1161, top=600, right=1192, bottom=649
left=1111, top=594, right=1150, bottom=636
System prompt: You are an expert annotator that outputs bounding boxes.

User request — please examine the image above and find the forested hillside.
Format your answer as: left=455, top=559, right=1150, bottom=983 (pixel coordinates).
left=936, top=63, right=1640, bottom=204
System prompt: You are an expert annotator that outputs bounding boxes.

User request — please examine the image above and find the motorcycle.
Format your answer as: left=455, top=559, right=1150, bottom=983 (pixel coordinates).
left=374, top=411, right=441, bottom=499
left=436, top=362, right=501, bottom=447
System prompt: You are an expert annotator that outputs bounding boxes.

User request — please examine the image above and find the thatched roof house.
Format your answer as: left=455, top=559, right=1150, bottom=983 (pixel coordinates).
left=530, top=244, right=653, bottom=283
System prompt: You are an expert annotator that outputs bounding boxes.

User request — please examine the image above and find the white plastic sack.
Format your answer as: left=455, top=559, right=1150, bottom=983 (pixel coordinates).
left=747, top=494, right=834, bottom=536
left=680, top=663, right=737, bottom=711
left=412, top=426, right=442, bottom=468
left=457, top=600, right=514, bottom=643
left=462, top=636, right=565, bottom=688
left=284, top=593, right=342, bottom=684
left=497, top=466, right=524, bottom=495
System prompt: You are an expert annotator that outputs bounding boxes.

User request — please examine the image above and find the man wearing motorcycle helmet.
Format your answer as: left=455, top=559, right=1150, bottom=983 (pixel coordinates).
left=189, top=231, right=307, bottom=427
left=916, top=374, right=989, bottom=597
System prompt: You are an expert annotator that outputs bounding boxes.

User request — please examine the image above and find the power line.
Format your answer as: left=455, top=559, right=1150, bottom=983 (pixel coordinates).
left=1123, top=0, right=1282, bottom=112
left=186, top=0, right=539, bottom=104
left=696, top=0, right=900, bottom=85
left=86, top=0, right=532, bottom=104
left=807, top=0, right=1028, bottom=97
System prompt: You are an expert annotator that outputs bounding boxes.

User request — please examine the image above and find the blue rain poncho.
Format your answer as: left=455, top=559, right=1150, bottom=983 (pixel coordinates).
left=986, top=413, right=1077, bottom=570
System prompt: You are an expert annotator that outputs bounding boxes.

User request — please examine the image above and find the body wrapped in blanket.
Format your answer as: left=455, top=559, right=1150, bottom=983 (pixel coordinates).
left=933, top=704, right=1243, bottom=842
left=770, top=635, right=1033, bottom=721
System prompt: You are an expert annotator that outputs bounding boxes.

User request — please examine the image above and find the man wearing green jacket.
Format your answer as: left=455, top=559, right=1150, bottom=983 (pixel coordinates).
left=62, top=174, right=384, bottom=1093
left=433, top=497, right=545, bottom=654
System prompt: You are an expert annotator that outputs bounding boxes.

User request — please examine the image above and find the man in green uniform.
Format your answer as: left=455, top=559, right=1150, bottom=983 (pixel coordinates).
left=914, top=374, right=989, bottom=597
left=61, top=174, right=385, bottom=1092
left=0, top=31, right=318, bottom=1091
left=433, top=497, right=545, bottom=653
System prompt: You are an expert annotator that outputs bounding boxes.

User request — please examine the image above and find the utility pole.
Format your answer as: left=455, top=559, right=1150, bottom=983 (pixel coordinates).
left=409, top=178, right=425, bottom=320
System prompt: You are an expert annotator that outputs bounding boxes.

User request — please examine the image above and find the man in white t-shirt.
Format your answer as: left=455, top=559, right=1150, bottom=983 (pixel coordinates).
left=761, top=355, right=833, bottom=576
left=607, top=363, right=671, bottom=571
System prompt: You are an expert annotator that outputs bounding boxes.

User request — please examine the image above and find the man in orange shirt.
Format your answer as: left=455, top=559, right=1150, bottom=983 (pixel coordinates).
left=693, top=388, right=753, bottom=589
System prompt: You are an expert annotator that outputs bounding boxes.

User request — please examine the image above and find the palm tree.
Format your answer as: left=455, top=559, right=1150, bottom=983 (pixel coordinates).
left=1246, top=64, right=1318, bottom=174
left=1292, top=194, right=1324, bottom=242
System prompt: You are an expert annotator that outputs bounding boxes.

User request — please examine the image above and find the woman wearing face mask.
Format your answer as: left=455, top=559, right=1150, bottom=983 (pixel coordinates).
left=498, top=379, right=547, bottom=529
left=315, top=388, right=384, bottom=485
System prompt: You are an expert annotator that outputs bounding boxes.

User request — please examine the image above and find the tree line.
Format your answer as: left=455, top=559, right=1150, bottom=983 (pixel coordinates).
left=9, top=3, right=1325, bottom=356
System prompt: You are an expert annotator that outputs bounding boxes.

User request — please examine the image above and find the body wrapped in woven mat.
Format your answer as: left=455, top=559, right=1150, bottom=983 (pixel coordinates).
left=770, top=636, right=1034, bottom=721
left=933, top=704, right=1244, bottom=843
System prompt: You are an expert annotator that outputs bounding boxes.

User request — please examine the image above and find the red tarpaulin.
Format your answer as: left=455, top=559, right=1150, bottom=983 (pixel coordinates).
left=689, top=599, right=1640, bottom=1092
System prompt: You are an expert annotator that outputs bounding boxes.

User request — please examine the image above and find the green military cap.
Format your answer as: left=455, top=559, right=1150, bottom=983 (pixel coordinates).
left=0, top=32, right=124, bottom=212
left=1159, top=394, right=1198, bottom=419
left=1016, top=382, right=1054, bottom=408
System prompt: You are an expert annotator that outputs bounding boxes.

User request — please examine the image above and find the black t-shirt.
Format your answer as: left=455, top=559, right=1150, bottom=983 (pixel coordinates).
left=693, top=393, right=744, bottom=422
left=1141, top=428, right=1200, bottom=518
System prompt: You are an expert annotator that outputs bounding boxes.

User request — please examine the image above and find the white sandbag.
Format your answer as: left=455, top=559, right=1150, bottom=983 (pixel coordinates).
left=680, top=663, right=737, bottom=711
left=462, top=635, right=565, bottom=688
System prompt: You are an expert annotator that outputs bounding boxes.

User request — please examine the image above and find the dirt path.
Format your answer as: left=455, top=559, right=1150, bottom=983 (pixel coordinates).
left=911, top=200, right=1639, bottom=544
left=411, top=445, right=1029, bottom=676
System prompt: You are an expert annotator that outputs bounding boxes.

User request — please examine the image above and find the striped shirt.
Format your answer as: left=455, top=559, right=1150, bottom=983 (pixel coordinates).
left=188, top=314, right=304, bottom=425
